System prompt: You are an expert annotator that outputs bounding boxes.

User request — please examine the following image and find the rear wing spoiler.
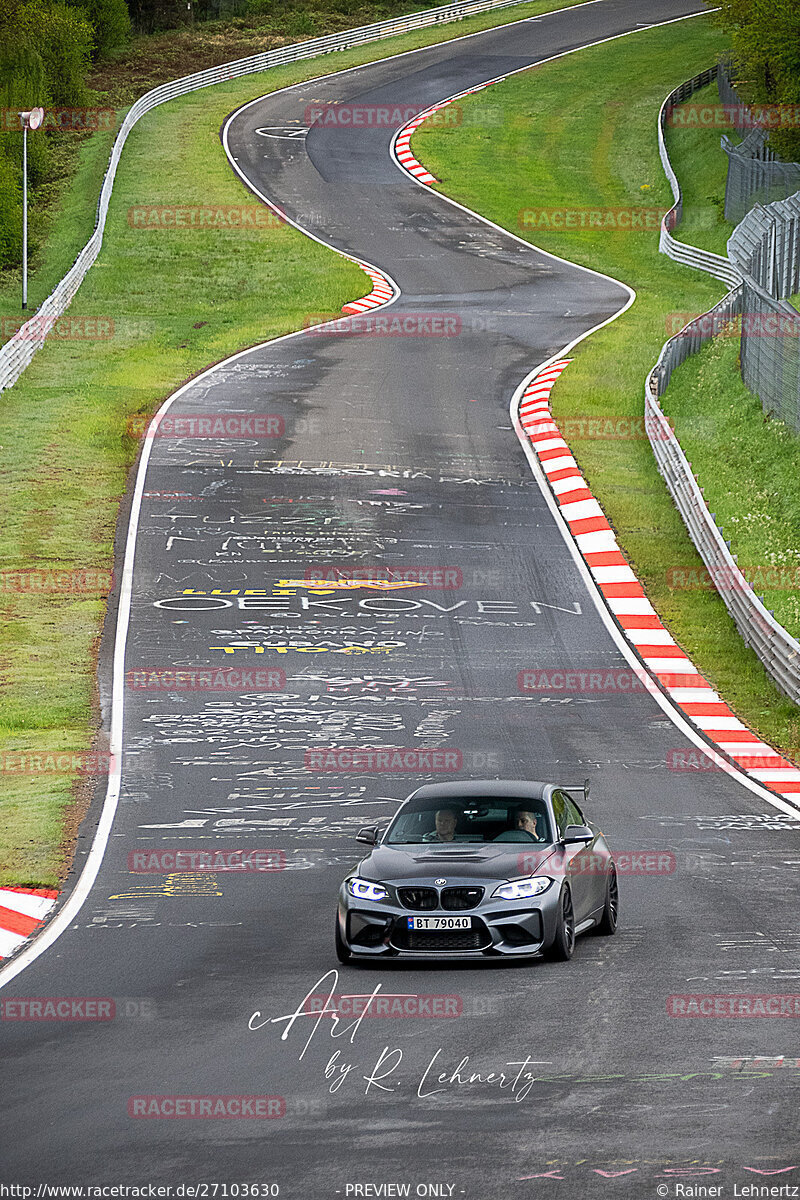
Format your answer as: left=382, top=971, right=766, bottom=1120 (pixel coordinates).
left=561, top=779, right=590, bottom=808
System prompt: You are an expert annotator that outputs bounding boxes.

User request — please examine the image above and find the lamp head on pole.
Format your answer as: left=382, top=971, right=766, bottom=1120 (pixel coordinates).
left=19, top=107, right=44, bottom=131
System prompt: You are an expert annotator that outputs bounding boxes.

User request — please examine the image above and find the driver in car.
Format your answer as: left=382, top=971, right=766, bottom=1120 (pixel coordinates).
left=515, top=809, right=543, bottom=839
left=423, top=807, right=460, bottom=842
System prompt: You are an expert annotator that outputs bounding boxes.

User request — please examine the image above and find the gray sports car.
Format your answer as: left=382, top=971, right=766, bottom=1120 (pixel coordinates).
left=335, top=780, right=618, bottom=963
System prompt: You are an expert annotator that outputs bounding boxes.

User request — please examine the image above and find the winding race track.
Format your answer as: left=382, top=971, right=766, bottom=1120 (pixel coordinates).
left=2, top=1, right=799, bottom=1193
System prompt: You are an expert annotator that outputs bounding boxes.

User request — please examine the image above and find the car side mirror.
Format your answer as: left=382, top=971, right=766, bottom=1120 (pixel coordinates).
left=356, top=825, right=379, bottom=846
left=563, top=824, right=593, bottom=844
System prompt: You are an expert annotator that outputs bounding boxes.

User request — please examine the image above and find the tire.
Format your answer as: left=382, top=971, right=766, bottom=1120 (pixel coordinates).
left=593, top=866, right=619, bottom=936
left=544, top=885, right=575, bottom=961
left=335, top=914, right=351, bottom=964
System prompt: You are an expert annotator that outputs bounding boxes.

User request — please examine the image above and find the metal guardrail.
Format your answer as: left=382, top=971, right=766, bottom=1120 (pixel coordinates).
left=718, top=66, right=800, bottom=224
left=728, top=192, right=800, bottom=300
left=726, top=193, right=800, bottom=430
left=658, top=67, right=743, bottom=290
left=645, top=324, right=800, bottom=707
left=0, top=0, right=534, bottom=395
left=647, top=71, right=800, bottom=705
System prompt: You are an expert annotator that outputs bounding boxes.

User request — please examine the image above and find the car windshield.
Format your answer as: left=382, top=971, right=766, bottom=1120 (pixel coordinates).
left=384, top=797, right=553, bottom=845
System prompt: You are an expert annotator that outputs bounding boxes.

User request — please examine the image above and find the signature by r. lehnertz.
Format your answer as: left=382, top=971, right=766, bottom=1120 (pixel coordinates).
left=248, top=969, right=549, bottom=1100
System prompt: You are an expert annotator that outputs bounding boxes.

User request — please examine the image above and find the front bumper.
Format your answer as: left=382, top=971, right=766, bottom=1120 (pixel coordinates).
left=337, top=880, right=561, bottom=960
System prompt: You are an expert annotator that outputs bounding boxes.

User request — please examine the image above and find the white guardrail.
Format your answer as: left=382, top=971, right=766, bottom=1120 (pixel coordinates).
left=0, top=0, right=534, bottom=394
left=657, top=67, right=743, bottom=290
left=647, top=69, right=800, bottom=706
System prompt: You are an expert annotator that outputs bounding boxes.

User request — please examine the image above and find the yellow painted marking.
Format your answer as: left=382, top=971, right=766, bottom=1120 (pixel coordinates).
left=278, top=579, right=427, bottom=593
left=109, top=872, right=222, bottom=899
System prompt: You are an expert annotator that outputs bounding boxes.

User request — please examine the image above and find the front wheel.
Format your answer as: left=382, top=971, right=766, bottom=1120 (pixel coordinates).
left=544, top=886, right=575, bottom=961
left=593, top=867, right=619, bottom=936
left=335, top=914, right=351, bottom=964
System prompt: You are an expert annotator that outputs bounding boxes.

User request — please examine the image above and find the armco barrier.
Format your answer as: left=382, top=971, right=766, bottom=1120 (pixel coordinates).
left=659, top=67, right=742, bottom=289
left=647, top=72, right=800, bottom=705
left=0, top=0, right=534, bottom=395
left=645, top=300, right=800, bottom=707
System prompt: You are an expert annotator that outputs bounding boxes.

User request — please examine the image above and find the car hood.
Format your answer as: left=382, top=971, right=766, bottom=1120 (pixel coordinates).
left=359, top=843, right=561, bottom=883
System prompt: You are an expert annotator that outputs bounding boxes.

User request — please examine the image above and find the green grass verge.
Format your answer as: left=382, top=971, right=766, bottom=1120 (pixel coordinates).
left=413, top=16, right=800, bottom=758
left=664, top=79, right=735, bottom=256
left=0, top=128, right=119, bottom=325
left=658, top=331, right=800, bottom=641
left=662, top=69, right=800, bottom=647
left=0, top=0, right=591, bottom=887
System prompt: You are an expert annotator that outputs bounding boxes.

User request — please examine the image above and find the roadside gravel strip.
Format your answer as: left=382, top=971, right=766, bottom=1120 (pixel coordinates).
left=2, top=0, right=800, bottom=1191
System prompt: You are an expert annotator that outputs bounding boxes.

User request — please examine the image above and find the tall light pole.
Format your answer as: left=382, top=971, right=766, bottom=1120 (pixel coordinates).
left=18, top=107, right=44, bottom=311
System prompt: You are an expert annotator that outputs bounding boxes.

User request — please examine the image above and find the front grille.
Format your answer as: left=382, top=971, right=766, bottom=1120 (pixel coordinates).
left=391, top=925, right=491, bottom=952
left=397, top=887, right=438, bottom=910
left=441, top=886, right=483, bottom=910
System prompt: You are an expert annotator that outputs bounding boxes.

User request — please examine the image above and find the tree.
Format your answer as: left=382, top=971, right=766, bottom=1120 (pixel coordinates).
left=0, top=19, right=51, bottom=186
left=0, top=0, right=94, bottom=271
left=17, top=0, right=94, bottom=106
left=715, top=0, right=800, bottom=160
left=125, top=0, right=190, bottom=34
left=66, top=0, right=131, bottom=58
left=0, top=152, right=23, bottom=269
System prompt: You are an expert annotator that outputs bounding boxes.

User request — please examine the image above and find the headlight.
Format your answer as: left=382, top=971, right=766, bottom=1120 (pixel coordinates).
left=347, top=877, right=388, bottom=902
left=492, top=877, right=553, bottom=900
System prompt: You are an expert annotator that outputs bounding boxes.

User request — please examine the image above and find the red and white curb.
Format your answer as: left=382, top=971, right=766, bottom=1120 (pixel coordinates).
left=521, top=361, right=800, bottom=802
left=394, top=111, right=440, bottom=185
left=392, top=81, right=499, bottom=187
left=341, top=262, right=396, bottom=314
left=0, top=887, right=58, bottom=960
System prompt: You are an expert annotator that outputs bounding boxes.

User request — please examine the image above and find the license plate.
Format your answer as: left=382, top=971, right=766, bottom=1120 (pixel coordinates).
left=407, top=916, right=471, bottom=931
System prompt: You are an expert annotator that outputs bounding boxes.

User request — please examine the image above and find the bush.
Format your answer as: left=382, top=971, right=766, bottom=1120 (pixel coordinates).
left=0, top=39, right=50, bottom=187
left=0, top=153, right=23, bottom=269
left=18, top=0, right=94, bottom=107
left=716, top=0, right=800, bottom=161
left=66, top=0, right=131, bottom=57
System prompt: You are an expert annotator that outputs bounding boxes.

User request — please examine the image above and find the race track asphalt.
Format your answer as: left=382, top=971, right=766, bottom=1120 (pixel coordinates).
left=2, top=1, right=799, bottom=1194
